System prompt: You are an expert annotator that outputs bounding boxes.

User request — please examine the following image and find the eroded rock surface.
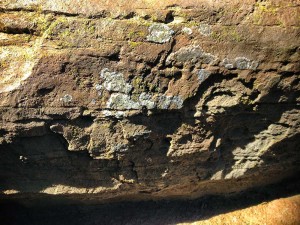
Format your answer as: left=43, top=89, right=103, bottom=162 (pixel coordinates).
left=0, top=0, right=299, bottom=201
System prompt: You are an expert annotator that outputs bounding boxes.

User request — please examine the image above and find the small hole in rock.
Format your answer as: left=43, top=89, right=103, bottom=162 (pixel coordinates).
left=165, top=11, right=174, bottom=23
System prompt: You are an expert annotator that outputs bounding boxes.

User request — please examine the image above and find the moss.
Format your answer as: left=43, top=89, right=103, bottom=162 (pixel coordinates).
left=132, top=76, right=143, bottom=86
left=186, top=21, right=200, bottom=28
left=128, top=30, right=146, bottom=40
left=22, top=48, right=35, bottom=61
left=130, top=94, right=139, bottom=102
left=256, top=2, right=279, bottom=14
left=16, top=34, right=32, bottom=43
left=0, top=11, right=53, bottom=37
left=142, top=21, right=153, bottom=27
left=239, top=97, right=253, bottom=105
left=126, top=18, right=152, bottom=27
left=44, top=16, right=69, bottom=38
left=211, top=26, right=243, bottom=42
left=45, top=17, right=97, bottom=48
left=59, top=29, right=72, bottom=38
left=87, top=24, right=96, bottom=33
left=150, top=14, right=159, bottom=22
left=253, top=2, right=280, bottom=25
left=132, top=76, right=146, bottom=93
left=147, top=82, right=160, bottom=92
left=33, top=13, right=54, bottom=34
left=128, top=31, right=135, bottom=38
left=229, top=29, right=242, bottom=42
left=287, top=2, right=297, bottom=7
left=128, top=41, right=142, bottom=48
left=211, top=31, right=220, bottom=40
left=252, top=12, right=262, bottom=25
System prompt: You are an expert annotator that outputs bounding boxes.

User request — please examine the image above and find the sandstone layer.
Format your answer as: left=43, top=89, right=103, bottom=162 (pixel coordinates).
left=0, top=0, right=299, bottom=201
left=179, top=195, right=300, bottom=225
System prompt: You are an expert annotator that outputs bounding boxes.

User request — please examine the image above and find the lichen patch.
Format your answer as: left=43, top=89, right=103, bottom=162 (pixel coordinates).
left=147, top=23, right=174, bottom=43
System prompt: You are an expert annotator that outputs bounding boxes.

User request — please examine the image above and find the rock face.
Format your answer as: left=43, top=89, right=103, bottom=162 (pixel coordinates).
left=0, top=0, right=299, bottom=201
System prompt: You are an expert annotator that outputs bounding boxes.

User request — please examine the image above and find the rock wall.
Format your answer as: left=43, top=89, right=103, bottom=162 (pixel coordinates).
left=0, top=0, right=299, bottom=201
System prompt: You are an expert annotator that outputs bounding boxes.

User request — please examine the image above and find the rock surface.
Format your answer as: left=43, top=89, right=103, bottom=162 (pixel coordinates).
left=179, top=195, right=300, bottom=225
left=0, top=0, right=299, bottom=201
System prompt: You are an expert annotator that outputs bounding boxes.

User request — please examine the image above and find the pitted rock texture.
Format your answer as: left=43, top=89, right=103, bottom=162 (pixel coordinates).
left=0, top=0, right=299, bottom=201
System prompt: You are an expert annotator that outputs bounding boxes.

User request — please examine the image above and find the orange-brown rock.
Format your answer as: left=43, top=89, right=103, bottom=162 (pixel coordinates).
left=0, top=0, right=299, bottom=204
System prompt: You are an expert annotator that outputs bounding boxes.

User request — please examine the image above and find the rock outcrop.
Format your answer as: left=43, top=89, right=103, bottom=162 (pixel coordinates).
left=0, top=0, right=299, bottom=201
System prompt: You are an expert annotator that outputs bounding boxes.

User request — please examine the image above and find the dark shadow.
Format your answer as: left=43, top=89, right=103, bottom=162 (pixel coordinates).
left=0, top=176, right=299, bottom=225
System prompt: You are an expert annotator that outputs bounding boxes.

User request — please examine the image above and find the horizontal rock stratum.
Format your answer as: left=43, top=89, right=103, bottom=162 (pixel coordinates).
left=0, top=0, right=299, bottom=201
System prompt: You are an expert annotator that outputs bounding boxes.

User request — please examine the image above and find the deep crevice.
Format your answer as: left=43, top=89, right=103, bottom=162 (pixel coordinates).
left=37, top=86, right=55, bottom=96
left=1, top=27, right=33, bottom=35
left=105, top=52, right=121, bottom=62
left=0, top=129, right=8, bottom=136
left=239, top=77, right=256, bottom=90
left=122, top=11, right=136, bottom=19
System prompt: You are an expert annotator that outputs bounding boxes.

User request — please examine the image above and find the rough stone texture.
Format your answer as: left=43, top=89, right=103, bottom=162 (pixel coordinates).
left=0, top=0, right=299, bottom=202
left=179, top=195, right=300, bottom=225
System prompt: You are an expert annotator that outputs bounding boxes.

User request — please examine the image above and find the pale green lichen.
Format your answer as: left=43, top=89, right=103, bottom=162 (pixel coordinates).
left=221, top=57, right=259, bottom=70
left=106, top=93, right=140, bottom=110
left=198, top=24, right=211, bottom=36
left=198, top=69, right=211, bottom=84
left=60, top=94, right=72, bottom=103
left=182, top=27, right=193, bottom=35
left=222, top=58, right=234, bottom=69
left=157, top=95, right=184, bottom=109
left=166, top=45, right=203, bottom=65
left=105, top=90, right=184, bottom=113
left=166, top=45, right=218, bottom=65
left=235, top=57, right=259, bottom=70
left=147, top=23, right=174, bottom=43
left=100, top=68, right=132, bottom=94
left=98, top=68, right=185, bottom=117
left=139, top=92, right=156, bottom=109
